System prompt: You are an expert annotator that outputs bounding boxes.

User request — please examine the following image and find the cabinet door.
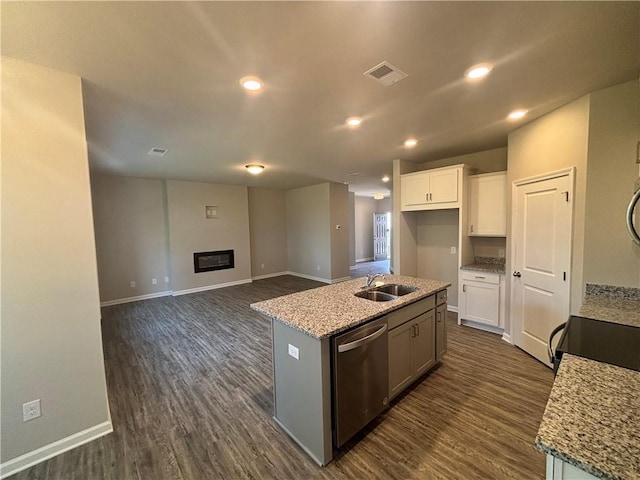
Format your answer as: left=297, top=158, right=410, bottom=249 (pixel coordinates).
left=401, top=173, right=430, bottom=207
left=468, top=173, right=506, bottom=236
left=388, top=321, right=414, bottom=399
left=412, top=310, right=436, bottom=376
left=436, top=304, right=447, bottom=361
left=461, top=281, right=500, bottom=326
left=429, top=168, right=458, bottom=204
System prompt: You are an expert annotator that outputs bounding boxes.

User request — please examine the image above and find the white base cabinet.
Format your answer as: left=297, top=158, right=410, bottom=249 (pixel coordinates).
left=459, top=271, right=504, bottom=330
left=546, top=455, right=599, bottom=480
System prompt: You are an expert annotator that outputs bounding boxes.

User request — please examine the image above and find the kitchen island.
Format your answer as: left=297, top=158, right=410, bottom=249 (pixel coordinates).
left=536, top=284, right=640, bottom=480
left=251, top=275, right=450, bottom=466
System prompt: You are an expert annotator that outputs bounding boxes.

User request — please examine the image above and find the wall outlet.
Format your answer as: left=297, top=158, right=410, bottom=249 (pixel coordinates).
left=164, top=276, right=169, bottom=283
left=152, top=278, right=157, bottom=285
left=261, top=263, right=265, bottom=269
left=450, top=246, right=457, bottom=254
left=288, top=344, right=300, bottom=360
left=23, top=399, right=41, bottom=422
left=499, top=248, right=506, bottom=258
left=130, top=281, right=136, bottom=288
left=316, top=265, right=320, bottom=271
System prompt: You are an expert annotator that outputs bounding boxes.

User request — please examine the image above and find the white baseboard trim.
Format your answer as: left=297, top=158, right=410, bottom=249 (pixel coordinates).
left=100, top=291, right=172, bottom=307
left=447, top=305, right=459, bottom=313
left=0, top=421, right=112, bottom=479
left=355, top=257, right=375, bottom=263
left=330, top=276, right=351, bottom=284
left=501, top=333, right=512, bottom=344
left=251, top=271, right=289, bottom=281
left=285, top=271, right=332, bottom=284
left=172, top=279, right=252, bottom=296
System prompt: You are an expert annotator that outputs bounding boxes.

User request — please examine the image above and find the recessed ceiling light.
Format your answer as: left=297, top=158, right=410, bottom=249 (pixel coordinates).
left=240, top=76, right=263, bottom=91
left=373, top=193, right=385, bottom=200
left=346, top=116, right=363, bottom=127
left=508, top=109, right=528, bottom=120
left=382, top=175, right=390, bottom=183
left=245, top=164, right=265, bottom=174
left=404, top=138, right=418, bottom=148
left=465, top=63, right=493, bottom=80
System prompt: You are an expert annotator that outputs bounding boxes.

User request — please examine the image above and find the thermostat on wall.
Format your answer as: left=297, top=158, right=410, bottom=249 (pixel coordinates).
left=206, top=206, right=219, bottom=219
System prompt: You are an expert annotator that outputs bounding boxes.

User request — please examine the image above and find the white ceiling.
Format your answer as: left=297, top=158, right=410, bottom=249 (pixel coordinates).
left=2, top=1, right=639, bottom=197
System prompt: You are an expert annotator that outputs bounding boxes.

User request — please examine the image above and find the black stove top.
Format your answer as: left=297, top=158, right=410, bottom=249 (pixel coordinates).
left=554, top=316, right=640, bottom=373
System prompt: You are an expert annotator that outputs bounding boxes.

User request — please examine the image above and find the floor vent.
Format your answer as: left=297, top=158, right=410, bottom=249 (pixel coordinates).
left=363, top=61, right=408, bottom=86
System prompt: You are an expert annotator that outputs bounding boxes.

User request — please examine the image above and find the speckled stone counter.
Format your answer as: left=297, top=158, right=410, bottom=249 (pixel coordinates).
left=580, top=284, right=640, bottom=327
left=251, top=275, right=450, bottom=339
left=536, top=283, right=640, bottom=479
left=536, top=355, right=640, bottom=479
left=460, top=256, right=505, bottom=274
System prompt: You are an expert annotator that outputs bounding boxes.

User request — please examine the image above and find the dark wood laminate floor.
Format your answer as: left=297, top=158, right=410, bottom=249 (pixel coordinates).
left=11, top=275, right=553, bottom=480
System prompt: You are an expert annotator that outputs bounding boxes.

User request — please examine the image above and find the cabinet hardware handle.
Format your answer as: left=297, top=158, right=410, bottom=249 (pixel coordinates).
left=416, top=324, right=420, bottom=335
left=475, top=276, right=485, bottom=279
left=463, top=284, right=466, bottom=293
left=411, top=325, right=417, bottom=337
left=470, top=225, right=474, bottom=233
left=425, top=193, right=429, bottom=202
left=430, top=193, right=433, bottom=201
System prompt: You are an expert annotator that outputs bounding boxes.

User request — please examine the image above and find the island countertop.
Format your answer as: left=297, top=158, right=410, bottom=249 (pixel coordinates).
left=250, top=275, right=450, bottom=340
left=535, top=285, right=640, bottom=479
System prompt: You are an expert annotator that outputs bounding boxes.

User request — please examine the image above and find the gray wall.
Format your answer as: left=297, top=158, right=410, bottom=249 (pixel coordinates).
left=583, top=80, right=640, bottom=287
left=286, top=183, right=333, bottom=281
left=1, top=58, right=111, bottom=465
left=417, top=210, right=460, bottom=306
left=348, top=192, right=356, bottom=267
left=248, top=188, right=288, bottom=278
left=91, top=175, right=170, bottom=302
left=329, top=183, right=350, bottom=281
left=419, top=147, right=507, bottom=173
left=166, top=180, right=252, bottom=293
left=507, top=94, right=590, bottom=328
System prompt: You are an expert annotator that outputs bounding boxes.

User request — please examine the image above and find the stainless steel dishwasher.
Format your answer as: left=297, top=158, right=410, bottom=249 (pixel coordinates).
left=332, top=316, right=388, bottom=448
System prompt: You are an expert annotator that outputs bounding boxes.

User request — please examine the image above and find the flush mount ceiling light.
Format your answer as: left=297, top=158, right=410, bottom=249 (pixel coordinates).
left=240, top=76, right=263, bottom=91
left=382, top=175, right=390, bottom=183
left=508, top=109, right=528, bottom=120
left=464, top=63, right=493, bottom=80
left=404, top=138, right=418, bottom=148
left=373, top=193, right=385, bottom=200
left=346, top=116, right=363, bottom=127
left=245, top=164, right=265, bottom=174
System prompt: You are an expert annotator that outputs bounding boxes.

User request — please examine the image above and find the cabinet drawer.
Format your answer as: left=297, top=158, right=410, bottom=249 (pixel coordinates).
left=436, top=290, right=447, bottom=305
left=461, top=271, right=500, bottom=284
left=387, top=295, right=435, bottom=330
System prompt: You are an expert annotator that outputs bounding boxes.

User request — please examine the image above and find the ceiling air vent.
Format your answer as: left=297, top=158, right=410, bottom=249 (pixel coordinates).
left=147, top=147, right=168, bottom=157
left=363, top=61, right=408, bottom=86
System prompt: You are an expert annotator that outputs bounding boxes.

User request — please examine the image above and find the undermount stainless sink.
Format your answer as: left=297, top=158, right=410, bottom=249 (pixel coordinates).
left=354, top=284, right=418, bottom=302
left=354, top=290, right=397, bottom=302
left=372, top=284, right=418, bottom=296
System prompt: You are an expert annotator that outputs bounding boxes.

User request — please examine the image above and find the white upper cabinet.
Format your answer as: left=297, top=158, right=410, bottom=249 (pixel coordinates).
left=468, top=171, right=507, bottom=236
left=401, top=165, right=461, bottom=211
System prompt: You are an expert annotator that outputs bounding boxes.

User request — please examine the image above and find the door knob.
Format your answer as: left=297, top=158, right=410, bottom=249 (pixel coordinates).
left=513, top=271, right=522, bottom=277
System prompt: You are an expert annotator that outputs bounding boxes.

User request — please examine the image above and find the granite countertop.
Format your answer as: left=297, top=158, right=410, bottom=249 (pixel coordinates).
left=460, top=256, right=505, bottom=274
left=250, top=275, right=450, bottom=340
left=536, top=284, right=640, bottom=479
left=536, top=355, right=640, bottom=479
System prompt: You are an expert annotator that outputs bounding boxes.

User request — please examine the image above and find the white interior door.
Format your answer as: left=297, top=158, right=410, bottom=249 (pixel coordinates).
left=373, top=213, right=388, bottom=261
left=511, top=171, right=573, bottom=366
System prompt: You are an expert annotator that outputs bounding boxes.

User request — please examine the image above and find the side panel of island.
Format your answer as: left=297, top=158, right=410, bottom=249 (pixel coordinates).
left=272, top=321, right=333, bottom=465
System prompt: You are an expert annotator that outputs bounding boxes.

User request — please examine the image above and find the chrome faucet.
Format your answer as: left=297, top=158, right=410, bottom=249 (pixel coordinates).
left=364, top=272, right=384, bottom=288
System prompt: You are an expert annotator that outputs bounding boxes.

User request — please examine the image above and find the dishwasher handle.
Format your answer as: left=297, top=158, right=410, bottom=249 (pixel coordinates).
left=338, top=324, right=387, bottom=353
